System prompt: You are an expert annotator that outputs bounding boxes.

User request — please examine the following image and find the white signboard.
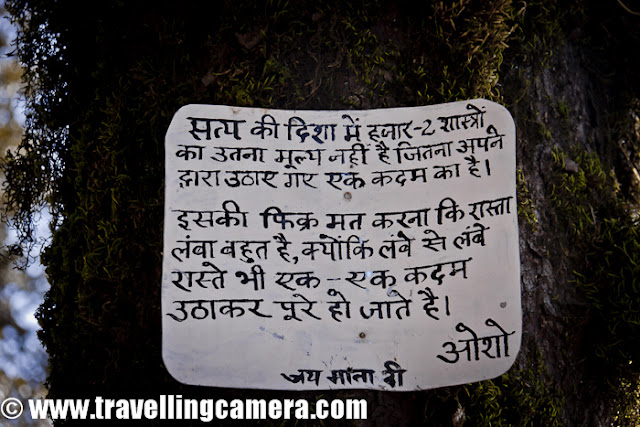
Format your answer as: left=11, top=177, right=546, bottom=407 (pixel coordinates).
left=162, top=99, right=521, bottom=391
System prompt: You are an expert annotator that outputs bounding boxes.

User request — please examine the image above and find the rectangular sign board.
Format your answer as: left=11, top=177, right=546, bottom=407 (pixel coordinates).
left=162, top=99, right=521, bottom=391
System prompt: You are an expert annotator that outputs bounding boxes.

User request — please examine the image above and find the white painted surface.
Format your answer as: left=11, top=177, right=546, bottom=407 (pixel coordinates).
left=162, top=100, right=520, bottom=390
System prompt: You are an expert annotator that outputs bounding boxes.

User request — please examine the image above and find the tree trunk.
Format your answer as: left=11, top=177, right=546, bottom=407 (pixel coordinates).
left=5, top=0, right=640, bottom=425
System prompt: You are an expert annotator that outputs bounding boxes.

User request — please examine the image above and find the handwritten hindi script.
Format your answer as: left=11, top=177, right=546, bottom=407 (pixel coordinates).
left=162, top=99, right=521, bottom=391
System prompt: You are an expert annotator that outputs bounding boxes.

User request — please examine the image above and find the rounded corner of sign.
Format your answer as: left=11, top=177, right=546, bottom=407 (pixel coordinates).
left=162, top=350, right=196, bottom=386
left=172, top=104, right=200, bottom=118
left=495, top=343, right=522, bottom=380
left=475, top=361, right=520, bottom=388
left=486, top=100, right=516, bottom=129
